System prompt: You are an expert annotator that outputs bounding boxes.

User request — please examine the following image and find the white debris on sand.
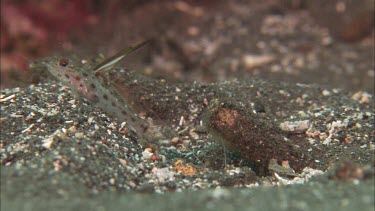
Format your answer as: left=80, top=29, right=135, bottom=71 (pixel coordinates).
left=279, top=120, right=310, bottom=133
left=273, top=167, right=324, bottom=186
left=142, top=149, right=154, bottom=160
left=242, top=54, right=275, bottom=70
left=152, top=167, right=175, bottom=183
left=323, top=120, right=346, bottom=145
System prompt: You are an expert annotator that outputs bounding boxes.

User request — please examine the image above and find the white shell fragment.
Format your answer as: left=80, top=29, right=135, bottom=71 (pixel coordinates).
left=242, top=54, right=274, bottom=69
left=142, top=149, right=154, bottom=160
left=42, top=137, right=54, bottom=149
left=152, top=167, right=175, bottom=182
left=279, top=120, right=310, bottom=133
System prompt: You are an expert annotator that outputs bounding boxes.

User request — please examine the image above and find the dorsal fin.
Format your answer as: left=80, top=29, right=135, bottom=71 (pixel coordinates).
left=93, top=40, right=150, bottom=73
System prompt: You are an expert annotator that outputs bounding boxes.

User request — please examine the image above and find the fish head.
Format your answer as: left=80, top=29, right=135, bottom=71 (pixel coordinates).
left=41, top=56, right=89, bottom=87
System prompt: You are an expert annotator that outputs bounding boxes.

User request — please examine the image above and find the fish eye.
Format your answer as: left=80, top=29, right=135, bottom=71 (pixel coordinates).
left=59, top=59, right=69, bottom=67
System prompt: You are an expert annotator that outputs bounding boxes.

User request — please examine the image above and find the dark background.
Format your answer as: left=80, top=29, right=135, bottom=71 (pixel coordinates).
left=1, top=0, right=374, bottom=92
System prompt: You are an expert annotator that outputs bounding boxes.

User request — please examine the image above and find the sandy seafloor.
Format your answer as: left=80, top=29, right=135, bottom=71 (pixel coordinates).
left=1, top=78, right=374, bottom=210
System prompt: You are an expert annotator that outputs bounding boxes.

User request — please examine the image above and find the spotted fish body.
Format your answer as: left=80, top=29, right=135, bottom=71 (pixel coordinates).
left=42, top=42, right=151, bottom=144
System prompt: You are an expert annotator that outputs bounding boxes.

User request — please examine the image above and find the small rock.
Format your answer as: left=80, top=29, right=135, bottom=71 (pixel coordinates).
left=279, top=120, right=310, bottom=133
left=242, top=54, right=274, bottom=70
left=142, top=148, right=154, bottom=160
left=174, top=159, right=198, bottom=176
left=42, top=137, right=54, bottom=149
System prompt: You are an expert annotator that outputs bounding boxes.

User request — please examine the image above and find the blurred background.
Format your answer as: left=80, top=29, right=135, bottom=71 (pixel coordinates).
left=1, top=0, right=374, bottom=92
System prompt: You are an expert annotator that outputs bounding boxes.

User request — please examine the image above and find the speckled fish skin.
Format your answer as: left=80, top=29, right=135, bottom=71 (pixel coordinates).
left=43, top=53, right=151, bottom=144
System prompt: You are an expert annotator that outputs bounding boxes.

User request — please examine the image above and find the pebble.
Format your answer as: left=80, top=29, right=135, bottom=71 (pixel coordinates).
left=142, top=148, right=154, bottom=160
left=242, top=54, right=274, bottom=70
left=279, top=120, right=310, bottom=133
left=174, top=159, right=198, bottom=176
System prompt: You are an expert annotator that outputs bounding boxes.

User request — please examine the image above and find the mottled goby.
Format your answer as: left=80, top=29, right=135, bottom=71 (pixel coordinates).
left=41, top=41, right=155, bottom=146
